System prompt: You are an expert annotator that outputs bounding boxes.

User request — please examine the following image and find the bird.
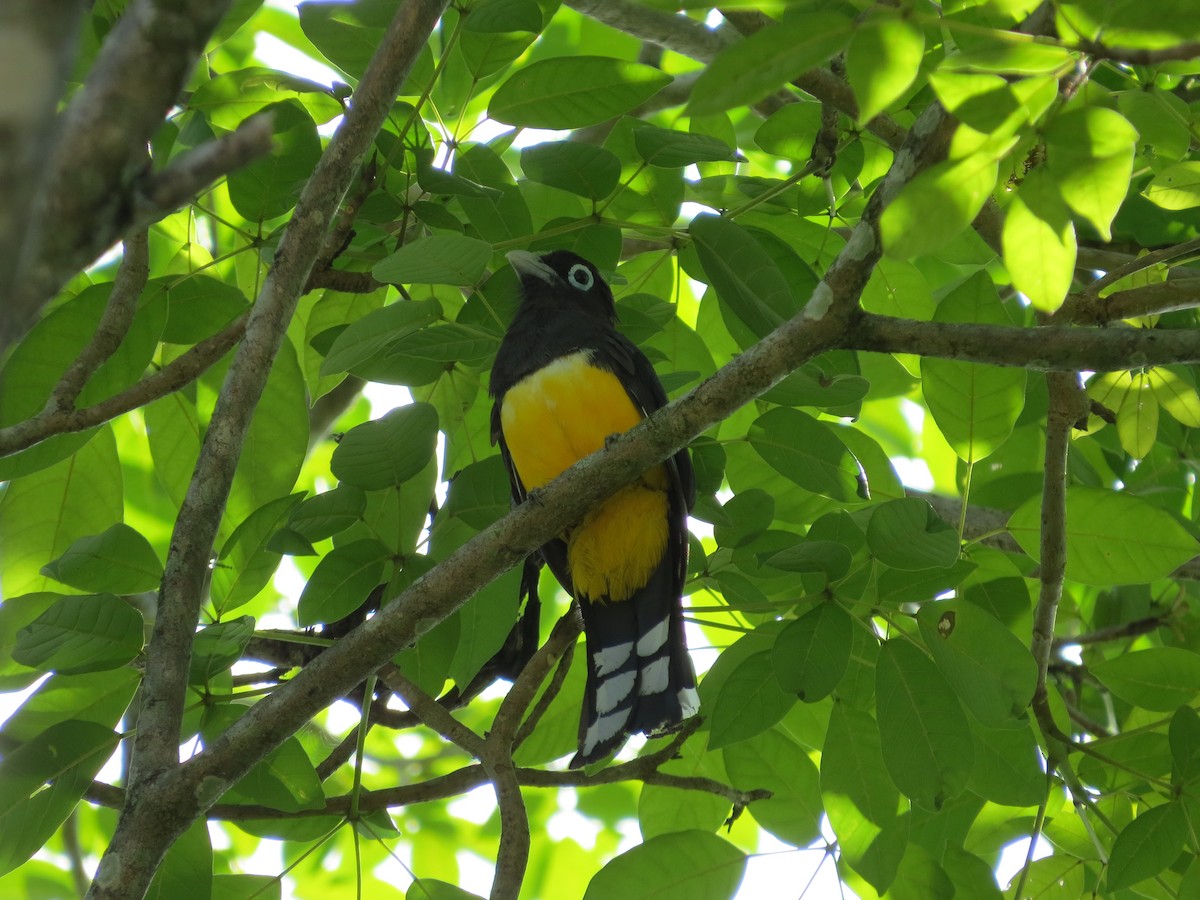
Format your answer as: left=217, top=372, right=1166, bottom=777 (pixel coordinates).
left=489, top=249, right=699, bottom=768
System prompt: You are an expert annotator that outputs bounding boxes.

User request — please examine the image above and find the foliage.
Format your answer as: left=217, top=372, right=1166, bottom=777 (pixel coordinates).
left=4, top=1, right=1200, bottom=898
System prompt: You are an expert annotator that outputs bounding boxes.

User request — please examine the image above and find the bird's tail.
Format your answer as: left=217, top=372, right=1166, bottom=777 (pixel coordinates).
left=570, top=570, right=698, bottom=768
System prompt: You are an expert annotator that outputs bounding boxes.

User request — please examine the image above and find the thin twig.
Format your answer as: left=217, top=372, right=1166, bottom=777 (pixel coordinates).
left=48, top=230, right=149, bottom=412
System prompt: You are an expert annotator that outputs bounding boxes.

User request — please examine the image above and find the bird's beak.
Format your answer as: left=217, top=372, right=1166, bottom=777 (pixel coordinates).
left=506, top=250, right=556, bottom=284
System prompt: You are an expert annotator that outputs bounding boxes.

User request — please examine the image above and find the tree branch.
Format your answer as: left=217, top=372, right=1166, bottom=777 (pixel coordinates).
left=86, top=3, right=452, bottom=897
left=848, top=312, right=1200, bottom=369
left=132, top=114, right=276, bottom=227
left=4, top=0, right=237, bottom=352
left=1030, top=373, right=1088, bottom=747
left=48, top=231, right=149, bottom=412
left=0, top=0, right=86, bottom=314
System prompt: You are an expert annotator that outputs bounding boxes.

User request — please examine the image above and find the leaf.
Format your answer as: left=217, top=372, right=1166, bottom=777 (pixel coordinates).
left=918, top=601, right=1036, bottom=727
left=14, top=594, right=143, bottom=675
left=296, top=539, right=390, bottom=627
left=0, top=720, right=120, bottom=877
left=1107, top=802, right=1188, bottom=891
left=1171, top=705, right=1200, bottom=786
left=921, top=271, right=1027, bottom=459
left=210, top=494, right=305, bottom=614
left=633, top=125, right=739, bottom=168
left=876, top=639, right=974, bottom=810
left=1093, top=648, right=1200, bottom=712
left=689, top=214, right=805, bottom=339
left=747, top=408, right=863, bottom=503
left=724, top=728, right=822, bottom=847
left=583, top=830, right=746, bottom=900
left=867, top=499, right=960, bottom=570
left=520, top=141, right=621, bottom=199
left=41, top=524, right=163, bottom=594
left=708, top=651, right=795, bottom=750
left=881, top=151, right=1001, bottom=259
left=822, top=703, right=907, bottom=893
left=227, top=101, right=321, bottom=221
left=686, top=13, right=854, bottom=115
left=1116, top=371, right=1158, bottom=460
left=0, top=427, right=122, bottom=596
left=319, top=298, right=442, bottom=377
left=1008, top=487, right=1199, bottom=585
left=288, top=485, right=368, bottom=542
left=846, top=13, right=925, bottom=124
left=1149, top=368, right=1200, bottom=427
left=1045, top=107, right=1136, bottom=241
left=330, top=403, right=440, bottom=490
left=372, top=235, right=494, bottom=285
left=1002, top=167, right=1076, bottom=313
left=489, top=56, right=671, bottom=128
left=772, top=603, right=852, bottom=701
left=1144, top=161, right=1200, bottom=210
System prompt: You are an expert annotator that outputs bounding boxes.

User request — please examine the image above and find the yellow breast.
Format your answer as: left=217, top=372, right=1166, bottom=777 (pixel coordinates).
left=501, top=350, right=670, bottom=603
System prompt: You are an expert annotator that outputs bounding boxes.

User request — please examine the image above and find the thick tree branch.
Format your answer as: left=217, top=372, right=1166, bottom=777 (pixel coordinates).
left=87, top=2, right=452, bottom=897
left=0, top=0, right=86, bottom=313
left=5, top=0, right=237, bottom=352
left=1076, top=39, right=1200, bottom=66
left=849, top=312, right=1200, bottom=369
left=132, top=114, right=276, bottom=227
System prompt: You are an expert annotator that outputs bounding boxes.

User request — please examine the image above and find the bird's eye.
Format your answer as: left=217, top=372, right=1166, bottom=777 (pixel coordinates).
left=567, top=264, right=594, bottom=291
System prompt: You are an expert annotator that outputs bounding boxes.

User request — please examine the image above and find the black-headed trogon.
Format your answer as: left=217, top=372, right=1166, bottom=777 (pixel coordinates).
left=490, top=249, right=698, bottom=768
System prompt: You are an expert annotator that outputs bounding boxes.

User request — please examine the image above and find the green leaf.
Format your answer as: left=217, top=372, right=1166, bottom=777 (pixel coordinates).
left=772, top=603, right=852, bottom=701
left=762, top=539, right=853, bottom=583
left=146, top=820, right=213, bottom=900
left=14, top=593, right=142, bottom=675
left=463, top=0, right=542, bottom=34
left=210, top=494, right=305, bottom=614
left=867, top=499, right=960, bottom=570
left=441, top=457, right=510, bottom=531
left=881, top=151, right=1001, bottom=259
left=372, top=235, right=494, bottom=286
left=583, top=830, right=746, bottom=900
left=708, top=651, right=795, bottom=750
left=0, top=720, right=120, bottom=877
left=918, top=601, right=1036, bottom=727
left=448, top=566, right=520, bottom=688
left=1149, top=369, right=1200, bottom=428
left=1171, top=705, right=1200, bottom=786
left=1093, top=648, right=1200, bottom=712
left=330, top=403, right=439, bottom=490
left=724, top=727, right=822, bottom=847
left=1116, top=372, right=1158, bottom=460
left=940, top=42, right=1073, bottom=76
left=289, top=485, right=368, bottom=542
left=1007, top=487, right=1199, bottom=585
left=845, top=13, right=925, bottom=125
left=686, top=13, right=854, bottom=116
left=747, top=408, right=863, bottom=503
left=753, top=102, right=822, bottom=160
left=876, top=639, right=974, bottom=810
left=489, top=56, right=671, bottom=129
left=689, top=214, right=805, bottom=340
left=633, top=125, right=739, bottom=168
left=297, top=538, right=390, bottom=627
left=1002, top=167, right=1076, bottom=313
left=1045, top=107, right=1136, bottom=241
left=921, top=272, right=1027, bottom=458
left=227, top=101, right=321, bottom=221
left=1144, top=161, right=1200, bottom=210
left=319, top=298, right=442, bottom=377
left=188, top=67, right=341, bottom=131
left=1107, top=803, right=1188, bottom=891
left=822, top=703, right=907, bottom=893
left=967, top=721, right=1046, bottom=807
left=190, top=617, right=256, bottom=684
left=41, top=524, right=162, bottom=594
left=520, top=141, right=621, bottom=199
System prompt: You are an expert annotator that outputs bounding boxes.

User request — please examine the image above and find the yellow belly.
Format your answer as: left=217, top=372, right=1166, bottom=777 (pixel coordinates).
left=501, top=351, right=669, bottom=602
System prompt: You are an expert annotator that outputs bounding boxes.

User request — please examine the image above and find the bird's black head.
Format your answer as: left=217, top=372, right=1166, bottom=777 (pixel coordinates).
left=507, top=250, right=616, bottom=323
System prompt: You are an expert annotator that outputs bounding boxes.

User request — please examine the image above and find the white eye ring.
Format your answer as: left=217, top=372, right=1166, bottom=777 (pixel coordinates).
left=567, top=263, right=594, bottom=290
